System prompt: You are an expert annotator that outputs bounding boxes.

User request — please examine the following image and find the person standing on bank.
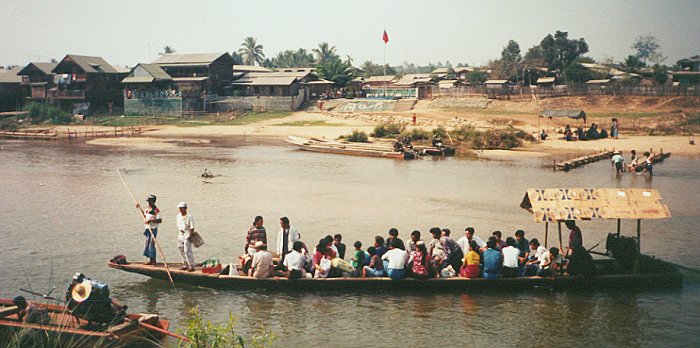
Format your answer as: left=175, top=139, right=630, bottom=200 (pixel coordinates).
left=136, top=194, right=161, bottom=265
left=276, top=216, right=300, bottom=264
left=176, top=202, right=196, bottom=272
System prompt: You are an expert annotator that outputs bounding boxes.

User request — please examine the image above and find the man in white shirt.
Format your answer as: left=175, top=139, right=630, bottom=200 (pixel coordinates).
left=176, top=202, right=196, bottom=272
left=283, top=241, right=307, bottom=279
left=250, top=241, right=273, bottom=278
left=276, top=217, right=300, bottom=263
left=501, top=237, right=521, bottom=278
left=457, top=227, right=486, bottom=254
left=382, top=240, right=409, bottom=280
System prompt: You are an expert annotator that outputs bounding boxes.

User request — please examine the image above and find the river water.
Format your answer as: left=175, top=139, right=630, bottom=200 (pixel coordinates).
left=1, top=138, right=699, bottom=347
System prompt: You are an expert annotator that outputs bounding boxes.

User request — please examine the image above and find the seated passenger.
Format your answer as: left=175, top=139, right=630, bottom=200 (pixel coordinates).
left=428, top=227, right=449, bottom=276
left=249, top=241, right=273, bottom=278
left=501, top=237, right=520, bottom=278
left=350, top=241, right=366, bottom=277
left=382, top=240, right=409, bottom=280
left=482, top=237, right=502, bottom=280
left=362, top=246, right=385, bottom=278
left=314, top=252, right=332, bottom=278
left=374, top=236, right=387, bottom=258
left=442, top=228, right=465, bottom=273
left=460, top=240, right=481, bottom=278
left=492, top=231, right=507, bottom=251
left=567, top=245, right=595, bottom=277
left=514, top=230, right=530, bottom=266
left=411, top=241, right=429, bottom=279
left=283, top=241, right=307, bottom=279
left=386, top=228, right=406, bottom=251
left=524, top=238, right=548, bottom=276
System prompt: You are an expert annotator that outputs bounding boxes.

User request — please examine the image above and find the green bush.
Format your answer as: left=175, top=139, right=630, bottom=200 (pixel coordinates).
left=432, top=126, right=448, bottom=139
left=371, top=123, right=403, bottom=138
left=179, top=306, right=275, bottom=348
left=472, top=130, right=522, bottom=149
left=342, top=130, right=369, bottom=143
left=452, top=124, right=481, bottom=141
left=401, top=128, right=431, bottom=141
left=0, top=119, right=18, bottom=131
left=22, top=102, right=73, bottom=125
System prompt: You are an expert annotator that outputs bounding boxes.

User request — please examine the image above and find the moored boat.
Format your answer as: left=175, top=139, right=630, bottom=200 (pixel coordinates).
left=286, top=136, right=416, bottom=159
left=0, top=298, right=171, bottom=347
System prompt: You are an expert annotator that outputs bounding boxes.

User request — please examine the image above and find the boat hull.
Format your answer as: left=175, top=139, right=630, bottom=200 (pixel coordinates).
left=108, top=259, right=683, bottom=293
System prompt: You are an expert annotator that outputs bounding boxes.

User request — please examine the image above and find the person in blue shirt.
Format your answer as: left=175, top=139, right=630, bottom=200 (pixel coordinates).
left=482, top=237, right=502, bottom=280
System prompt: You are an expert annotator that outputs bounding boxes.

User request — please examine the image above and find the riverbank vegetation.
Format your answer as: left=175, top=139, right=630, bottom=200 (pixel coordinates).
left=179, top=306, right=275, bottom=348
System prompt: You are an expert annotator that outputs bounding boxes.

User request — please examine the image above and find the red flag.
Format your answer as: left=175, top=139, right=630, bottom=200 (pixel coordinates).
left=382, top=30, right=389, bottom=44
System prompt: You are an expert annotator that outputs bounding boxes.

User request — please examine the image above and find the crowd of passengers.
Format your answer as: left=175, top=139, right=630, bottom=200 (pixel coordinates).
left=240, top=216, right=595, bottom=280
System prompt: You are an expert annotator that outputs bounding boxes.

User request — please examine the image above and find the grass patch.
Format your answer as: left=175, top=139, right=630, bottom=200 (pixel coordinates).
left=468, top=109, right=532, bottom=116
left=339, top=130, right=369, bottom=142
left=222, top=111, right=291, bottom=125
left=371, top=123, right=404, bottom=138
left=275, top=120, right=341, bottom=127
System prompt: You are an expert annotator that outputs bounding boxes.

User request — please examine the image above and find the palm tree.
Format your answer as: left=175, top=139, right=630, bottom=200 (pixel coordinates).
left=238, top=37, right=265, bottom=66
left=317, top=58, right=355, bottom=87
left=313, top=42, right=338, bottom=64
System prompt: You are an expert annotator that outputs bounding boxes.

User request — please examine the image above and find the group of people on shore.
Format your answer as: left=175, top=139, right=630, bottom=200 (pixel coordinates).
left=563, top=118, right=619, bottom=142
left=611, top=149, right=654, bottom=175
left=234, top=216, right=595, bottom=281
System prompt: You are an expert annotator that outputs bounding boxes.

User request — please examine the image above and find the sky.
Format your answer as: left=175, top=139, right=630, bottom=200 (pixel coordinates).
left=1, top=0, right=698, bottom=68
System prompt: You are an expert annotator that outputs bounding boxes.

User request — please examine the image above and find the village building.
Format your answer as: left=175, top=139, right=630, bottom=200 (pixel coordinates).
left=151, top=53, right=235, bottom=95
left=51, top=54, right=127, bottom=115
left=672, top=55, right=700, bottom=87
left=233, top=65, right=272, bottom=78
left=0, top=67, right=23, bottom=112
left=453, top=66, right=476, bottom=82
left=122, top=64, right=183, bottom=116
left=17, top=62, right=57, bottom=100
left=484, top=79, right=510, bottom=99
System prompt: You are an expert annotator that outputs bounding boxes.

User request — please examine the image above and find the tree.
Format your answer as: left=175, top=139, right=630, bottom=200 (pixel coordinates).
left=620, top=55, right=645, bottom=73
left=159, top=46, right=176, bottom=55
left=466, top=70, right=487, bottom=85
left=238, top=37, right=265, bottom=66
left=230, top=52, right=244, bottom=65
left=540, top=31, right=589, bottom=79
left=316, top=57, right=355, bottom=87
left=313, top=42, right=338, bottom=64
left=270, top=49, right=315, bottom=68
left=632, top=35, right=661, bottom=64
left=650, top=64, right=668, bottom=85
left=500, top=40, right=522, bottom=83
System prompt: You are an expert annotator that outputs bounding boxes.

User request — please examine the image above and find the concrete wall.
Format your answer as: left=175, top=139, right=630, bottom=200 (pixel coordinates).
left=124, top=97, right=182, bottom=116
left=212, top=89, right=305, bottom=112
left=335, top=100, right=396, bottom=112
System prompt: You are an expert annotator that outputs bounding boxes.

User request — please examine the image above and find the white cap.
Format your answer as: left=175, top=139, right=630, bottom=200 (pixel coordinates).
left=177, top=201, right=187, bottom=208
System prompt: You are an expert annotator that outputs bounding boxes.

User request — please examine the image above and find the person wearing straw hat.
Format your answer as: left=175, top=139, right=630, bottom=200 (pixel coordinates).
left=176, top=202, right=196, bottom=272
left=136, top=194, right=161, bottom=265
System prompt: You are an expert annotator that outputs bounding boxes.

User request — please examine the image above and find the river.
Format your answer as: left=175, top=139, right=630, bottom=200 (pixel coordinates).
left=1, top=138, right=699, bottom=347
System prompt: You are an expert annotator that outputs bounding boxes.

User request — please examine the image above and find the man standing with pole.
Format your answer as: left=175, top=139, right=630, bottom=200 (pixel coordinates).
left=136, top=194, right=161, bottom=265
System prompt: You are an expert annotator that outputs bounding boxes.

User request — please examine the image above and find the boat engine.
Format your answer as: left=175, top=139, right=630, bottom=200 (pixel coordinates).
left=65, top=273, right=125, bottom=324
left=606, top=233, right=639, bottom=270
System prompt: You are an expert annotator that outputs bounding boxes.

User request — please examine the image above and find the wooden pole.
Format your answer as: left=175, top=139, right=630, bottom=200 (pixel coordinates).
left=637, top=219, right=641, bottom=252
left=116, top=169, right=176, bottom=288
left=557, top=221, right=563, bottom=252
left=544, top=221, right=549, bottom=248
left=617, top=219, right=621, bottom=238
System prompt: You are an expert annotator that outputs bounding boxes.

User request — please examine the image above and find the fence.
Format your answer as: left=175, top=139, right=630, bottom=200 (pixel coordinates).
left=430, top=84, right=700, bottom=100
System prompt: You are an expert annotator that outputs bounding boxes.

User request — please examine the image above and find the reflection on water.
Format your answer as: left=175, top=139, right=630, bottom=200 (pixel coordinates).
left=1, top=139, right=699, bottom=346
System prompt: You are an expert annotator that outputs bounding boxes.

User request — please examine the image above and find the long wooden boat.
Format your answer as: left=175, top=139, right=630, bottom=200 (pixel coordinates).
left=286, top=136, right=415, bottom=159
left=0, top=298, right=170, bottom=347
left=107, top=255, right=682, bottom=293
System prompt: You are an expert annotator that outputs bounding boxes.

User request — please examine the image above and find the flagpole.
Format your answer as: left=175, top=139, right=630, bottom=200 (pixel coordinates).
left=383, top=42, right=387, bottom=98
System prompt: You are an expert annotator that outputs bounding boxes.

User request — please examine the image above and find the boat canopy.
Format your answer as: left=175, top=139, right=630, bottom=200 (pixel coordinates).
left=539, top=109, right=587, bottom=122
left=520, top=188, right=671, bottom=222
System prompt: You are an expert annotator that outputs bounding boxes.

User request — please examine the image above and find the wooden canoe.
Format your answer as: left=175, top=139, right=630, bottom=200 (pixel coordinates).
left=0, top=298, right=170, bottom=347
left=108, top=255, right=683, bottom=293
left=286, top=136, right=412, bottom=159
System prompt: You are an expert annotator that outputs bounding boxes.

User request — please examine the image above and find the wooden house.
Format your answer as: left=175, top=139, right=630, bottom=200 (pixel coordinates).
left=0, top=67, right=23, bottom=112
left=17, top=62, right=57, bottom=100
left=122, top=64, right=184, bottom=116
left=51, top=54, right=127, bottom=115
left=151, top=53, right=234, bottom=94
left=673, top=55, right=700, bottom=87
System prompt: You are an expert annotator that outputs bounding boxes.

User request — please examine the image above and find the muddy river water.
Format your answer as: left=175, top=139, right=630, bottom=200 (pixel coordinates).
left=1, top=138, right=699, bottom=346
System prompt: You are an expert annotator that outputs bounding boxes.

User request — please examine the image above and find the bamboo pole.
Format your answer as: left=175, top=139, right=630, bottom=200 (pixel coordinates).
left=116, top=169, right=175, bottom=288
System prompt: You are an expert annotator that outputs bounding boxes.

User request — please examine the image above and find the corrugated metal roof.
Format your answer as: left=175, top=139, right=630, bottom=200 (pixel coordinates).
left=306, top=79, right=334, bottom=85
left=453, top=66, right=475, bottom=73
left=233, top=65, right=272, bottom=72
left=0, top=67, right=23, bottom=83
left=232, top=76, right=298, bottom=86
left=485, top=80, right=508, bottom=84
left=122, top=76, right=155, bottom=84
left=152, top=53, right=229, bottom=65
left=54, top=55, right=120, bottom=74
left=520, top=188, right=670, bottom=222
left=18, top=62, right=58, bottom=76
left=586, top=79, right=611, bottom=84
left=138, top=64, right=172, bottom=80
left=245, top=71, right=312, bottom=79
left=539, top=109, right=586, bottom=119
left=432, top=68, right=450, bottom=74
left=364, top=75, right=396, bottom=83
left=536, top=77, right=555, bottom=84
left=172, top=77, right=209, bottom=82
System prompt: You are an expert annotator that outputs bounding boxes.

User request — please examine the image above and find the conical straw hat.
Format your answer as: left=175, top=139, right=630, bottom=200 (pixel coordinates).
left=71, top=280, right=93, bottom=303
